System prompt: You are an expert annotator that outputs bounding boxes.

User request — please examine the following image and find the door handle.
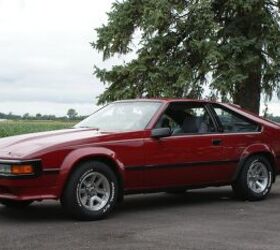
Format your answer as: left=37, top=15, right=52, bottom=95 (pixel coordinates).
left=212, top=138, right=222, bottom=146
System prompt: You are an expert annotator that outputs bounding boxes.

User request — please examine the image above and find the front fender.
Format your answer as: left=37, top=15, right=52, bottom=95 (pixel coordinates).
left=55, top=147, right=125, bottom=197
left=232, top=143, right=277, bottom=181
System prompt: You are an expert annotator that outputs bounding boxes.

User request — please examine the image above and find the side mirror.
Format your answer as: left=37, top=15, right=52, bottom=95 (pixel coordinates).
left=151, top=128, right=171, bottom=139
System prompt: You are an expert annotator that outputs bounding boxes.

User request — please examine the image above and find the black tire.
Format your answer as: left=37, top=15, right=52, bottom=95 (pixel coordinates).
left=0, top=199, right=33, bottom=209
left=166, top=188, right=187, bottom=194
left=61, top=161, right=119, bottom=221
left=232, top=155, right=273, bottom=201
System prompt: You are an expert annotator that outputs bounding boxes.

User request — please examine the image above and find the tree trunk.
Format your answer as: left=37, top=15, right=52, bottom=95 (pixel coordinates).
left=232, top=6, right=263, bottom=115
left=233, top=64, right=261, bottom=115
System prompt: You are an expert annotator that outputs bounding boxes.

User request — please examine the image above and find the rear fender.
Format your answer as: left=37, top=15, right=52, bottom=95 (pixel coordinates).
left=232, top=144, right=277, bottom=181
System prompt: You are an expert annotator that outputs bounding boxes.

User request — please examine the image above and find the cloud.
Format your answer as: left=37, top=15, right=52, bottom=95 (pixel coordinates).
left=0, top=101, right=98, bottom=116
left=0, top=0, right=114, bottom=115
left=0, top=0, right=279, bottom=117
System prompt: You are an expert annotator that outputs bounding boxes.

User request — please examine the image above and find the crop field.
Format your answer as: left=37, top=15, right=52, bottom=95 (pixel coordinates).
left=0, top=120, right=77, bottom=138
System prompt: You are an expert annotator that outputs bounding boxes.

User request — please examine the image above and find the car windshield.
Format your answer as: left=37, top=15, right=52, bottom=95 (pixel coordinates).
left=75, top=101, right=162, bottom=132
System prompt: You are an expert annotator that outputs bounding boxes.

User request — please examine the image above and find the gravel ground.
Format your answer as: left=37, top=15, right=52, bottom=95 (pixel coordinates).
left=1, top=181, right=280, bottom=250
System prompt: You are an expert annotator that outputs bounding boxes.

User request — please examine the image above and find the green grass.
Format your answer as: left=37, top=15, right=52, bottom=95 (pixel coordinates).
left=0, top=120, right=77, bottom=138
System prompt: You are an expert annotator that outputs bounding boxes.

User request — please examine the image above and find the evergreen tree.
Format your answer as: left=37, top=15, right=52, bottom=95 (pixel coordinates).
left=93, top=0, right=280, bottom=114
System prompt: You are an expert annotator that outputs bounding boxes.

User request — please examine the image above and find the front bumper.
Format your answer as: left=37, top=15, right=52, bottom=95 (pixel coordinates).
left=0, top=159, right=60, bottom=201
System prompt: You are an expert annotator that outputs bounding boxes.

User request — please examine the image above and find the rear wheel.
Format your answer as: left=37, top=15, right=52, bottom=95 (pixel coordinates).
left=232, top=155, right=273, bottom=201
left=0, top=199, right=33, bottom=209
left=61, top=161, right=119, bottom=221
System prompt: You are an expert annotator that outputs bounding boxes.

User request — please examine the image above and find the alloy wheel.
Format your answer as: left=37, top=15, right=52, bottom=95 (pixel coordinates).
left=77, top=172, right=111, bottom=211
left=247, top=161, right=269, bottom=193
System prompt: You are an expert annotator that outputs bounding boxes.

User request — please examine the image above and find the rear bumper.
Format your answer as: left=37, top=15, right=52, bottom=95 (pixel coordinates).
left=0, top=159, right=60, bottom=201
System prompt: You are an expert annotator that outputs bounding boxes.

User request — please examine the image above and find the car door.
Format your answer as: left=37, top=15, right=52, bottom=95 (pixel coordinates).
left=142, top=102, right=235, bottom=189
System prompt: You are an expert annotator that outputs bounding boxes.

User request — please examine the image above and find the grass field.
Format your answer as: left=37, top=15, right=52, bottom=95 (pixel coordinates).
left=0, top=120, right=77, bottom=138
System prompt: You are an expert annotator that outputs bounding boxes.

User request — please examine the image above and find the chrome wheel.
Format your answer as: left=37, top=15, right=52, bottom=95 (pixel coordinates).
left=77, top=172, right=111, bottom=211
left=247, top=161, right=269, bottom=193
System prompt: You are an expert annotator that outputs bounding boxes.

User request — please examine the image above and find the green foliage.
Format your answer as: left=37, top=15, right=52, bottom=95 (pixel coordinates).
left=267, top=116, right=280, bottom=123
left=93, top=0, right=280, bottom=112
left=67, top=108, right=78, bottom=119
left=0, top=120, right=76, bottom=138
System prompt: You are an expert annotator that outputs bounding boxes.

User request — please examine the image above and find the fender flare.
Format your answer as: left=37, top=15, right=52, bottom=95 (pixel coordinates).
left=232, top=143, right=277, bottom=182
left=55, top=147, right=125, bottom=197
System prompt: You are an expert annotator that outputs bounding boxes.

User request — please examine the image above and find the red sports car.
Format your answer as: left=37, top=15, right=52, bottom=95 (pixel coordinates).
left=0, top=99, right=279, bottom=220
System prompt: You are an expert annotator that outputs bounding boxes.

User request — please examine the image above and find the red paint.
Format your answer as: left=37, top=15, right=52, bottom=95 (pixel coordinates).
left=0, top=99, right=279, bottom=201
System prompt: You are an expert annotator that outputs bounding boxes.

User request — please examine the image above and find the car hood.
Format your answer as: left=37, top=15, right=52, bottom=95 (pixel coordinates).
left=0, top=128, right=107, bottom=159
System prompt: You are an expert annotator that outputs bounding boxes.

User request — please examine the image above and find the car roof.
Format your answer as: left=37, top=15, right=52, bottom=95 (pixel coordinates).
left=114, top=98, right=217, bottom=104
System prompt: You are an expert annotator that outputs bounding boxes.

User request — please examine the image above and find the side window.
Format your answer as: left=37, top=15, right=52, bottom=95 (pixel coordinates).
left=212, top=105, right=259, bottom=133
left=155, top=102, right=216, bottom=135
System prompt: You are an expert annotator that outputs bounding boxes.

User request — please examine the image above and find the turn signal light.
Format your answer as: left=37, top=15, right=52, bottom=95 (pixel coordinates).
left=11, top=165, right=34, bottom=175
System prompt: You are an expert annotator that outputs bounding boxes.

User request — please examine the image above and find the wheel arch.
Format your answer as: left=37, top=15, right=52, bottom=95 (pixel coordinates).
left=233, top=148, right=277, bottom=182
left=56, top=147, right=125, bottom=199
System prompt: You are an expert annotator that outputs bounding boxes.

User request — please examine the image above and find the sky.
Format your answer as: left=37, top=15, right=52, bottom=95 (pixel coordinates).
left=0, top=0, right=116, bottom=116
left=0, top=0, right=279, bottom=116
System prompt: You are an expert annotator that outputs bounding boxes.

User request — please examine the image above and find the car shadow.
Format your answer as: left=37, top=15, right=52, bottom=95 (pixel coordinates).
left=0, top=201, right=69, bottom=222
left=116, top=188, right=279, bottom=214
left=0, top=187, right=279, bottom=222
left=115, top=188, right=235, bottom=215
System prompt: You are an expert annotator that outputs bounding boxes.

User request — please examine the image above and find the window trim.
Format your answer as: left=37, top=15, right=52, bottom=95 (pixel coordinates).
left=151, top=101, right=219, bottom=136
left=209, top=103, right=262, bottom=134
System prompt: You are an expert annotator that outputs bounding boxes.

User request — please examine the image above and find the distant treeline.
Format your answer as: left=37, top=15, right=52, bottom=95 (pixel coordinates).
left=265, top=115, right=280, bottom=123
left=0, top=109, right=88, bottom=121
left=0, top=110, right=279, bottom=123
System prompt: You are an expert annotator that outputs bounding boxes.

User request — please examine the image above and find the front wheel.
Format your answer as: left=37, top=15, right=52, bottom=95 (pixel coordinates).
left=61, top=161, right=119, bottom=221
left=232, top=155, right=273, bottom=201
